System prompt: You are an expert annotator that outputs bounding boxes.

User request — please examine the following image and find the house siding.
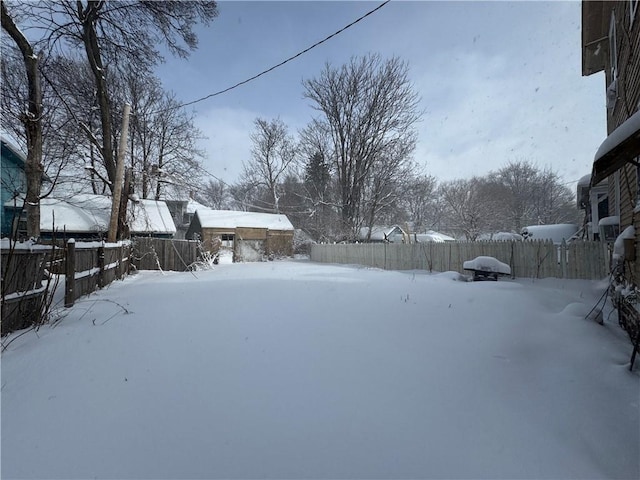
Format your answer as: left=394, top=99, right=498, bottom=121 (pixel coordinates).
left=194, top=226, right=294, bottom=259
left=1, top=142, right=27, bottom=237
left=266, top=230, right=295, bottom=257
left=595, top=0, right=640, bottom=280
left=607, top=2, right=640, bottom=132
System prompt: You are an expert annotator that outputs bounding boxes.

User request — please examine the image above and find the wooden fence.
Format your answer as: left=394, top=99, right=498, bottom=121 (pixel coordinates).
left=2, top=237, right=203, bottom=335
left=132, top=237, right=199, bottom=272
left=1, top=240, right=131, bottom=334
left=310, top=240, right=608, bottom=280
left=63, top=240, right=131, bottom=307
left=1, top=246, right=54, bottom=335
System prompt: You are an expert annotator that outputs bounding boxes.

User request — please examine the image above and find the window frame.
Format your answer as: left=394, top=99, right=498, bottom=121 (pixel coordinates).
left=609, top=11, right=618, bottom=81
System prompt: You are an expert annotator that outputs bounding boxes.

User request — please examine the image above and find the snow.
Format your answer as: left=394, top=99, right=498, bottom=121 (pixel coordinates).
left=195, top=209, right=294, bottom=230
left=129, top=199, right=176, bottom=235
left=577, top=173, right=591, bottom=187
left=463, top=255, right=512, bottom=275
left=0, top=238, right=59, bottom=251
left=414, top=229, right=456, bottom=243
left=5, top=194, right=176, bottom=235
left=613, top=225, right=635, bottom=260
left=39, top=195, right=109, bottom=233
left=521, top=224, right=579, bottom=244
left=477, top=232, right=524, bottom=241
left=599, top=215, right=620, bottom=226
left=359, top=225, right=405, bottom=242
left=186, top=198, right=209, bottom=215
left=594, top=109, right=640, bottom=163
left=1, top=261, right=638, bottom=479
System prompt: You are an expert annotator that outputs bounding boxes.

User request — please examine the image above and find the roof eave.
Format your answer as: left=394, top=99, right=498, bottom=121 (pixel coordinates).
left=591, top=110, right=640, bottom=185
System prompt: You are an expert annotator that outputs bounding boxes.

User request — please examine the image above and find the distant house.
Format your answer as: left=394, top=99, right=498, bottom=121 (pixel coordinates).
left=476, top=232, right=523, bottom=242
left=5, top=194, right=176, bottom=240
left=182, top=199, right=209, bottom=236
left=160, top=184, right=211, bottom=239
left=412, top=230, right=456, bottom=243
left=1, top=139, right=54, bottom=238
left=577, top=173, right=609, bottom=240
left=1, top=140, right=27, bottom=236
left=582, top=0, right=640, bottom=273
left=186, top=209, right=294, bottom=261
left=358, top=225, right=407, bottom=243
left=520, top=224, right=579, bottom=245
left=129, top=199, right=177, bottom=238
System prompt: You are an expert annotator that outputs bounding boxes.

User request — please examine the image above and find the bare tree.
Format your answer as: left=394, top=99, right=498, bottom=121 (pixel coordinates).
left=297, top=120, right=342, bottom=240
left=1, top=2, right=43, bottom=237
left=530, top=167, right=577, bottom=225
left=145, top=94, right=205, bottom=201
left=303, top=54, right=421, bottom=238
left=492, top=160, right=540, bottom=231
left=34, top=0, right=218, bottom=191
left=401, top=173, right=441, bottom=233
left=118, top=70, right=164, bottom=199
left=241, top=118, right=297, bottom=214
left=1, top=0, right=217, bottom=241
left=438, top=177, right=504, bottom=240
left=301, top=149, right=337, bottom=241
left=360, top=151, right=414, bottom=235
left=201, top=179, right=230, bottom=210
left=490, top=160, right=577, bottom=230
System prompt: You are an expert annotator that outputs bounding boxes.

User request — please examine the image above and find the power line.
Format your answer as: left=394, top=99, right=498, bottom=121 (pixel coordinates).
left=147, top=0, right=391, bottom=115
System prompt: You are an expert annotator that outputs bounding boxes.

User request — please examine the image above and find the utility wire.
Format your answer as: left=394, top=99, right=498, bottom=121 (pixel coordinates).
left=146, top=0, right=391, bottom=115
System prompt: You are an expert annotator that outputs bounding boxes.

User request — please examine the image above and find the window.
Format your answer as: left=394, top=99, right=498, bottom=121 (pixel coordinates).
left=220, top=233, right=234, bottom=247
left=609, top=11, right=618, bottom=81
left=636, top=159, right=640, bottom=208
left=632, top=0, right=639, bottom=27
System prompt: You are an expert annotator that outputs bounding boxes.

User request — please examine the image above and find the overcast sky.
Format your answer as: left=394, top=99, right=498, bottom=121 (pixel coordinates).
left=154, top=0, right=608, bottom=190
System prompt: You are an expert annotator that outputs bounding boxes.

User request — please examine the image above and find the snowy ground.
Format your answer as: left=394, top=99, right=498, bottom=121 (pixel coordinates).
left=2, top=260, right=639, bottom=479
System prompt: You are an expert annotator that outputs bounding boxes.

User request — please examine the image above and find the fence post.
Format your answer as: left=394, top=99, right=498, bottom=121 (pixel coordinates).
left=64, top=239, right=75, bottom=307
left=118, top=244, right=124, bottom=279
left=560, top=240, right=567, bottom=279
left=97, top=245, right=105, bottom=288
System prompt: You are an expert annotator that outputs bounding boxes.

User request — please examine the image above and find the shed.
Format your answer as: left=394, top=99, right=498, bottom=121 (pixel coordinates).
left=186, top=209, right=294, bottom=261
left=358, top=225, right=406, bottom=243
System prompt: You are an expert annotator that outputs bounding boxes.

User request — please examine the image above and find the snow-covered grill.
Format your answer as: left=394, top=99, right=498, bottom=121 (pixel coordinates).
left=463, top=256, right=511, bottom=282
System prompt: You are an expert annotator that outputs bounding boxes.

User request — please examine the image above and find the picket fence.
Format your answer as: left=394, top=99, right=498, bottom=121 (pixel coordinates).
left=310, top=240, right=608, bottom=280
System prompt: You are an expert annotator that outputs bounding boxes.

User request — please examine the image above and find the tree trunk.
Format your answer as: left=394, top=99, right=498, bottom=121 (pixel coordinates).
left=78, top=0, right=116, bottom=189
left=2, top=2, right=43, bottom=238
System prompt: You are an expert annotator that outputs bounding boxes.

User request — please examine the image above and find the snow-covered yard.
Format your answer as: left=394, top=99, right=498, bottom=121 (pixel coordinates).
left=2, top=260, right=638, bottom=479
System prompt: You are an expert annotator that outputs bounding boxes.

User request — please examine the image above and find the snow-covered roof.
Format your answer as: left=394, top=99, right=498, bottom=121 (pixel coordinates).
left=415, top=230, right=456, bottom=243
left=592, top=109, right=640, bottom=185
left=358, top=225, right=405, bottom=241
left=6, top=194, right=176, bottom=235
left=577, top=174, right=591, bottom=187
left=598, top=216, right=620, bottom=227
left=186, top=199, right=209, bottom=215
left=129, top=199, right=176, bottom=235
left=1, top=139, right=26, bottom=166
left=195, top=209, right=294, bottom=231
left=39, top=195, right=110, bottom=233
left=520, top=224, right=578, bottom=244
